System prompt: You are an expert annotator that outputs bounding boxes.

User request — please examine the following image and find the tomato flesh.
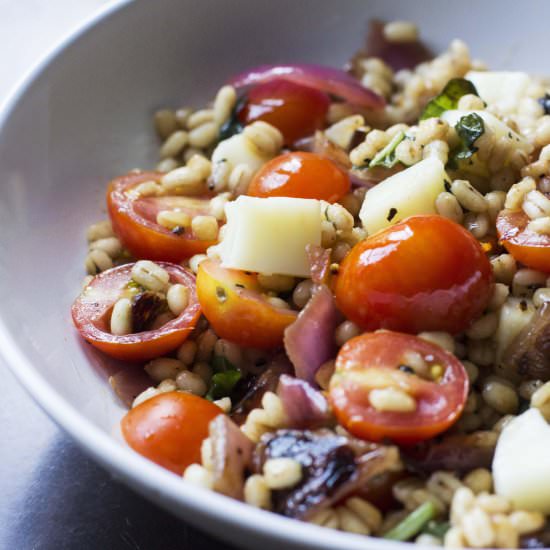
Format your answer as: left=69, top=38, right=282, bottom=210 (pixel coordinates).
left=329, top=331, right=469, bottom=444
left=107, top=171, right=216, bottom=262
left=247, top=152, right=350, bottom=203
left=196, top=259, right=297, bottom=349
left=238, top=79, right=330, bottom=146
left=497, top=209, right=550, bottom=272
left=121, top=392, right=221, bottom=474
left=72, top=262, right=201, bottom=361
left=334, top=215, right=493, bottom=334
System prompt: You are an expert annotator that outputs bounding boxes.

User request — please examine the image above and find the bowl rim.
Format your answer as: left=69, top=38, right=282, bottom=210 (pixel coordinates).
left=0, top=3, right=414, bottom=549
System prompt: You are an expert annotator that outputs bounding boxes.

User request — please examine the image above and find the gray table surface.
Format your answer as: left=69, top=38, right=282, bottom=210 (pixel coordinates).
left=1, top=363, right=238, bottom=550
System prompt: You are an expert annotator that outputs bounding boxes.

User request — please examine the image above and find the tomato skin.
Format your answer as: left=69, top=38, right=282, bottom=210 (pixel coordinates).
left=72, top=262, right=201, bottom=361
left=334, top=215, right=493, bottom=334
left=329, top=331, right=469, bottom=444
left=121, top=392, right=221, bottom=474
left=107, top=171, right=216, bottom=262
left=497, top=209, right=550, bottom=272
left=247, top=152, right=350, bottom=203
left=197, top=259, right=297, bottom=349
left=238, top=79, right=330, bottom=146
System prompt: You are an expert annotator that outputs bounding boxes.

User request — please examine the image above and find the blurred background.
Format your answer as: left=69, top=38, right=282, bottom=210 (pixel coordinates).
left=0, top=2, right=234, bottom=548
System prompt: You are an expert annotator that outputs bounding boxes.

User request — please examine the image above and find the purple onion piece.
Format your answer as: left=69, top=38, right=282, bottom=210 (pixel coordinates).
left=229, top=64, right=385, bottom=109
left=284, top=285, right=341, bottom=387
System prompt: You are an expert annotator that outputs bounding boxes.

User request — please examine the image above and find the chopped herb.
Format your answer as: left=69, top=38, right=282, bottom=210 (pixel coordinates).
left=219, top=94, right=247, bottom=141
left=211, top=354, right=237, bottom=373
left=171, top=225, right=185, bottom=235
left=215, top=286, right=227, bottom=303
left=387, top=207, right=398, bottom=222
left=398, top=364, right=415, bottom=374
left=420, top=78, right=478, bottom=120
left=383, top=501, right=437, bottom=541
left=448, top=113, right=485, bottom=168
left=368, top=131, right=406, bottom=168
left=539, top=93, right=550, bottom=115
left=422, top=520, right=450, bottom=539
left=206, top=370, right=242, bottom=400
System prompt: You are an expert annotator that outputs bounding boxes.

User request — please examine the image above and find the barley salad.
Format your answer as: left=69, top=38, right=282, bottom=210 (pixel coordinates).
left=72, top=20, right=550, bottom=548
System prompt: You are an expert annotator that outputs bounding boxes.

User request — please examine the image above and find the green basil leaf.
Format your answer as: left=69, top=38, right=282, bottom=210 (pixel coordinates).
left=369, top=131, right=406, bottom=168
left=206, top=370, right=242, bottom=401
left=420, top=78, right=478, bottom=120
left=449, top=112, right=485, bottom=167
left=211, top=354, right=237, bottom=373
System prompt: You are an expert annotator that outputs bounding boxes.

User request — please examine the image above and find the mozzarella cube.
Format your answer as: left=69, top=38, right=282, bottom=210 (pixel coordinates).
left=493, top=408, right=550, bottom=513
left=441, top=109, right=533, bottom=157
left=359, top=157, right=449, bottom=235
left=218, top=196, right=321, bottom=277
left=466, top=71, right=531, bottom=114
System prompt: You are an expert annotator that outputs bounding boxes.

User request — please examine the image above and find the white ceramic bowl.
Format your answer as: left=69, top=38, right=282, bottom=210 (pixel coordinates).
left=1, top=1, right=550, bottom=548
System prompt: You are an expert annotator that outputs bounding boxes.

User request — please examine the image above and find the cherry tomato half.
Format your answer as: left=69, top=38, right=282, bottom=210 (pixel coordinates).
left=329, top=331, right=469, bottom=444
left=334, top=215, right=493, bottom=334
left=72, top=262, right=200, bottom=361
left=121, top=391, right=221, bottom=474
left=107, top=171, right=217, bottom=262
left=497, top=209, right=550, bottom=272
left=247, top=152, right=350, bottom=203
left=196, top=259, right=297, bottom=349
left=238, top=79, right=330, bottom=146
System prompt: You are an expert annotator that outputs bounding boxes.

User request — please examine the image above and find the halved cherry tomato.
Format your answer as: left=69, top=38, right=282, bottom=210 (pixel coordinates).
left=72, top=262, right=200, bottom=361
left=333, top=215, right=493, bottom=334
left=497, top=209, right=550, bottom=272
left=238, top=79, right=330, bottom=146
left=196, top=259, right=297, bottom=349
left=329, top=331, right=469, bottom=444
left=107, top=171, right=217, bottom=262
left=247, top=152, right=350, bottom=203
left=121, top=391, right=221, bottom=474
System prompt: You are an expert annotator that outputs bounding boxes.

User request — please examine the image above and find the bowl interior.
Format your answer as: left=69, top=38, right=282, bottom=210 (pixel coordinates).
left=1, top=0, right=550, bottom=548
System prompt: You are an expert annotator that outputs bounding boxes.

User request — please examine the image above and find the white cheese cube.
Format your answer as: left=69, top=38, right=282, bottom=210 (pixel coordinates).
left=493, top=408, right=550, bottom=513
left=359, top=157, right=449, bottom=235
left=466, top=71, right=531, bottom=115
left=441, top=109, right=533, bottom=157
left=211, top=133, right=272, bottom=173
left=218, top=196, right=321, bottom=277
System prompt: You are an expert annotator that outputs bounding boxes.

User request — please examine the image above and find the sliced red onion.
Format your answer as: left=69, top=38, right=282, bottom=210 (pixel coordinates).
left=284, top=285, right=341, bottom=387
left=229, top=64, right=385, bottom=109
left=277, top=375, right=331, bottom=429
left=209, top=415, right=254, bottom=500
left=306, top=244, right=331, bottom=286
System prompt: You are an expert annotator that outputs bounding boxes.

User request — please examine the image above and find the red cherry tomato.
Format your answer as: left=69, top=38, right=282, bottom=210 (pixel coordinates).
left=497, top=209, right=550, bottom=272
left=121, top=392, right=221, bottom=474
left=72, top=262, right=200, bottom=361
left=329, top=331, right=469, bottom=444
left=333, top=215, right=493, bottom=334
left=107, top=171, right=217, bottom=262
left=238, top=79, right=330, bottom=146
left=196, top=259, right=297, bottom=349
left=247, top=152, right=350, bottom=203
